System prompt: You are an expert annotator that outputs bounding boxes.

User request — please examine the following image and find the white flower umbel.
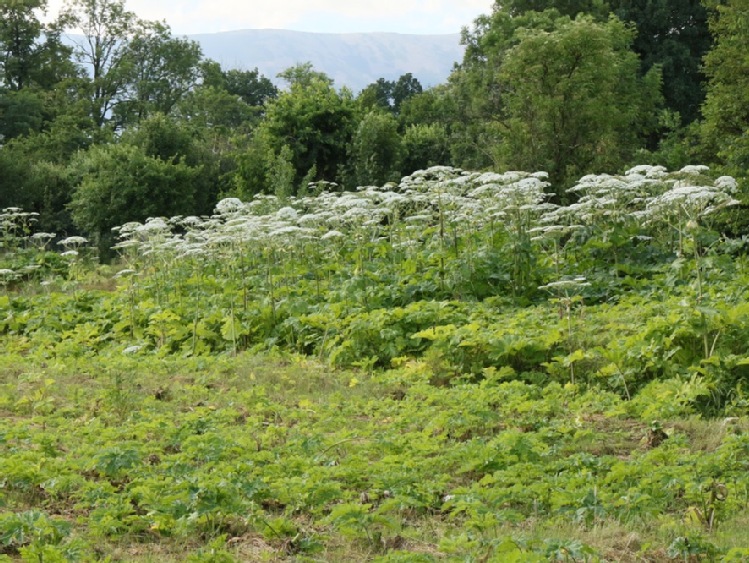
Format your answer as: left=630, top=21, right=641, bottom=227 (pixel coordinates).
left=57, top=236, right=88, bottom=249
left=678, top=165, right=710, bottom=175
left=215, top=198, right=246, bottom=216
left=320, top=230, right=344, bottom=241
left=625, top=164, right=668, bottom=178
left=538, top=276, right=591, bottom=291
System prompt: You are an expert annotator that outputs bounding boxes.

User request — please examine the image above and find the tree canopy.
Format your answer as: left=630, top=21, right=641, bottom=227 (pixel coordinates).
left=495, top=15, right=662, bottom=190
left=700, top=0, right=749, bottom=177
left=0, top=0, right=746, bottom=248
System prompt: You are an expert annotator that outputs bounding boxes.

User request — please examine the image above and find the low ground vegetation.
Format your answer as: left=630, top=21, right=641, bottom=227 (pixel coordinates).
left=2, top=165, right=749, bottom=560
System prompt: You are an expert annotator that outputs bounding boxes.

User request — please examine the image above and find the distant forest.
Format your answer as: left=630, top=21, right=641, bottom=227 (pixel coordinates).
left=1, top=0, right=747, bottom=256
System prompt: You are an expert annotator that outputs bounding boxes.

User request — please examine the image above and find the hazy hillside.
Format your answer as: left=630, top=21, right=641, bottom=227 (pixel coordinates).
left=188, top=29, right=464, bottom=91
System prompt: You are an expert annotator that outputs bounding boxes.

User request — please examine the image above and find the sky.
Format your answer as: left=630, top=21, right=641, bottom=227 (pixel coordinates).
left=44, top=0, right=496, bottom=35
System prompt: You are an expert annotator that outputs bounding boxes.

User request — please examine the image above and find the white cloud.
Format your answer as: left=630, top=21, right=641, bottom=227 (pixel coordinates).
left=44, top=0, right=493, bottom=35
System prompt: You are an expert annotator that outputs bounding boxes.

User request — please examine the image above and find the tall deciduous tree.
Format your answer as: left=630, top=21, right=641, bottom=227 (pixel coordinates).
left=480, top=0, right=711, bottom=126
left=0, top=0, right=78, bottom=140
left=277, top=62, right=333, bottom=89
left=114, top=22, right=202, bottom=125
left=0, top=0, right=45, bottom=90
left=358, top=74, right=423, bottom=114
left=608, top=0, right=710, bottom=125
left=452, top=7, right=661, bottom=190
left=177, top=62, right=276, bottom=132
left=398, top=86, right=454, bottom=129
left=391, top=73, right=422, bottom=113
left=451, top=9, right=561, bottom=170
left=700, top=0, right=749, bottom=177
left=261, top=66, right=356, bottom=189
left=0, top=0, right=75, bottom=91
left=223, top=68, right=278, bottom=107
left=60, top=0, right=142, bottom=128
left=358, top=77, right=393, bottom=111
left=495, top=16, right=661, bottom=191
left=349, top=110, right=403, bottom=186
left=60, top=0, right=204, bottom=130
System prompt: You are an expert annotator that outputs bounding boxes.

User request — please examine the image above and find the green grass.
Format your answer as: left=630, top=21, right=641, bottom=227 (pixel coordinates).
left=1, top=350, right=748, bottom=561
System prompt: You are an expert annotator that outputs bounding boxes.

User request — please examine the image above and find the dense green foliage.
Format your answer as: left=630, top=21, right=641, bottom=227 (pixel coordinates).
left=349, top=111, right=403, bottom=187
left=2, top=352, right=749, bottom=561
left=2, top=164, right=749, bottom=559
left=495, top=16, right=661, bottom=191
left=496, top=0, right=711, bottom=125
left=2, top=0, right=749, bottom=556
left=2, top=165, right=743, bottom=396
left=1, top=0, right=747, bottom=240
left=700, top=0, right=749, bottom=178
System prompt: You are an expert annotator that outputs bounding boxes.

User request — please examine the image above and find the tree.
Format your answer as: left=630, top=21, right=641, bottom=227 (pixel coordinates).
left=451, top=6, right=664, bottom=189
left=114, top=22, right=203, bottom=125
left=68, top=111, right=221, bottom=254
left=177, top=63, right=274, bottom=146
left=260, top=66, right=356, bottom=189
left=391, top=73, right=422, bottom=113
left=0, top=0, right=78, bottom=141
left=69, top=141, right=199, bottom=251
left=494, top=16, right=661, bottom=192
left=277, top=62, right=333, bottom=89
left=449, top=9, right=564, bottom=170
left=60, top=0, right=205, bottom=130
left=358, top=74, right=423, bottom=114
left=401, top=123, right=450, bottom=174
left=229, top=128, right=274, bottom=199
left=700, top=0, right=749, bottom=177
left=479, top=0, right=711, bottom=126
left=0, top=138, right=78, bottom=236
left=358, top=78, right=393, bottom=111
left=609, top=0, right=711, bottom=125
left=0, top=142, right=29, bottom=209
left=0, top=0, right=74, bottom=91
left=223, top=68, right=278, bottom=107
left=399, top=86, right=453, bottom=128
left=60, top=0, right=143, bottom=128
left=0, top=0, right=45, bottom=90
left=349, top=110, right=403, bottom=186
left=124, top=113, right=220, bottom=212
left=0, top=89, right=44, bottom=140
left=177, top=85, right=255, bottom=130
left=0, top=104, right=93, bottom=233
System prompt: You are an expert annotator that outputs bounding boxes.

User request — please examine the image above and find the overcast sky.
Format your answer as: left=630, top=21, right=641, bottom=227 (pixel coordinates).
left=45, top=0, right=495, bottom=35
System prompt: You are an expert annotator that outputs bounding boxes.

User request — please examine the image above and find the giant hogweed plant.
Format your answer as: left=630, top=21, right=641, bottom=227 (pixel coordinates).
left=111, top=166, right=557, bottom=308
left=2, top=165, right=745, bottom=402
left=532, top=165, right=739, bottom=294
left=0, top=208, right=71, bottom=287
left=634, top=168, right=740, bottom=361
